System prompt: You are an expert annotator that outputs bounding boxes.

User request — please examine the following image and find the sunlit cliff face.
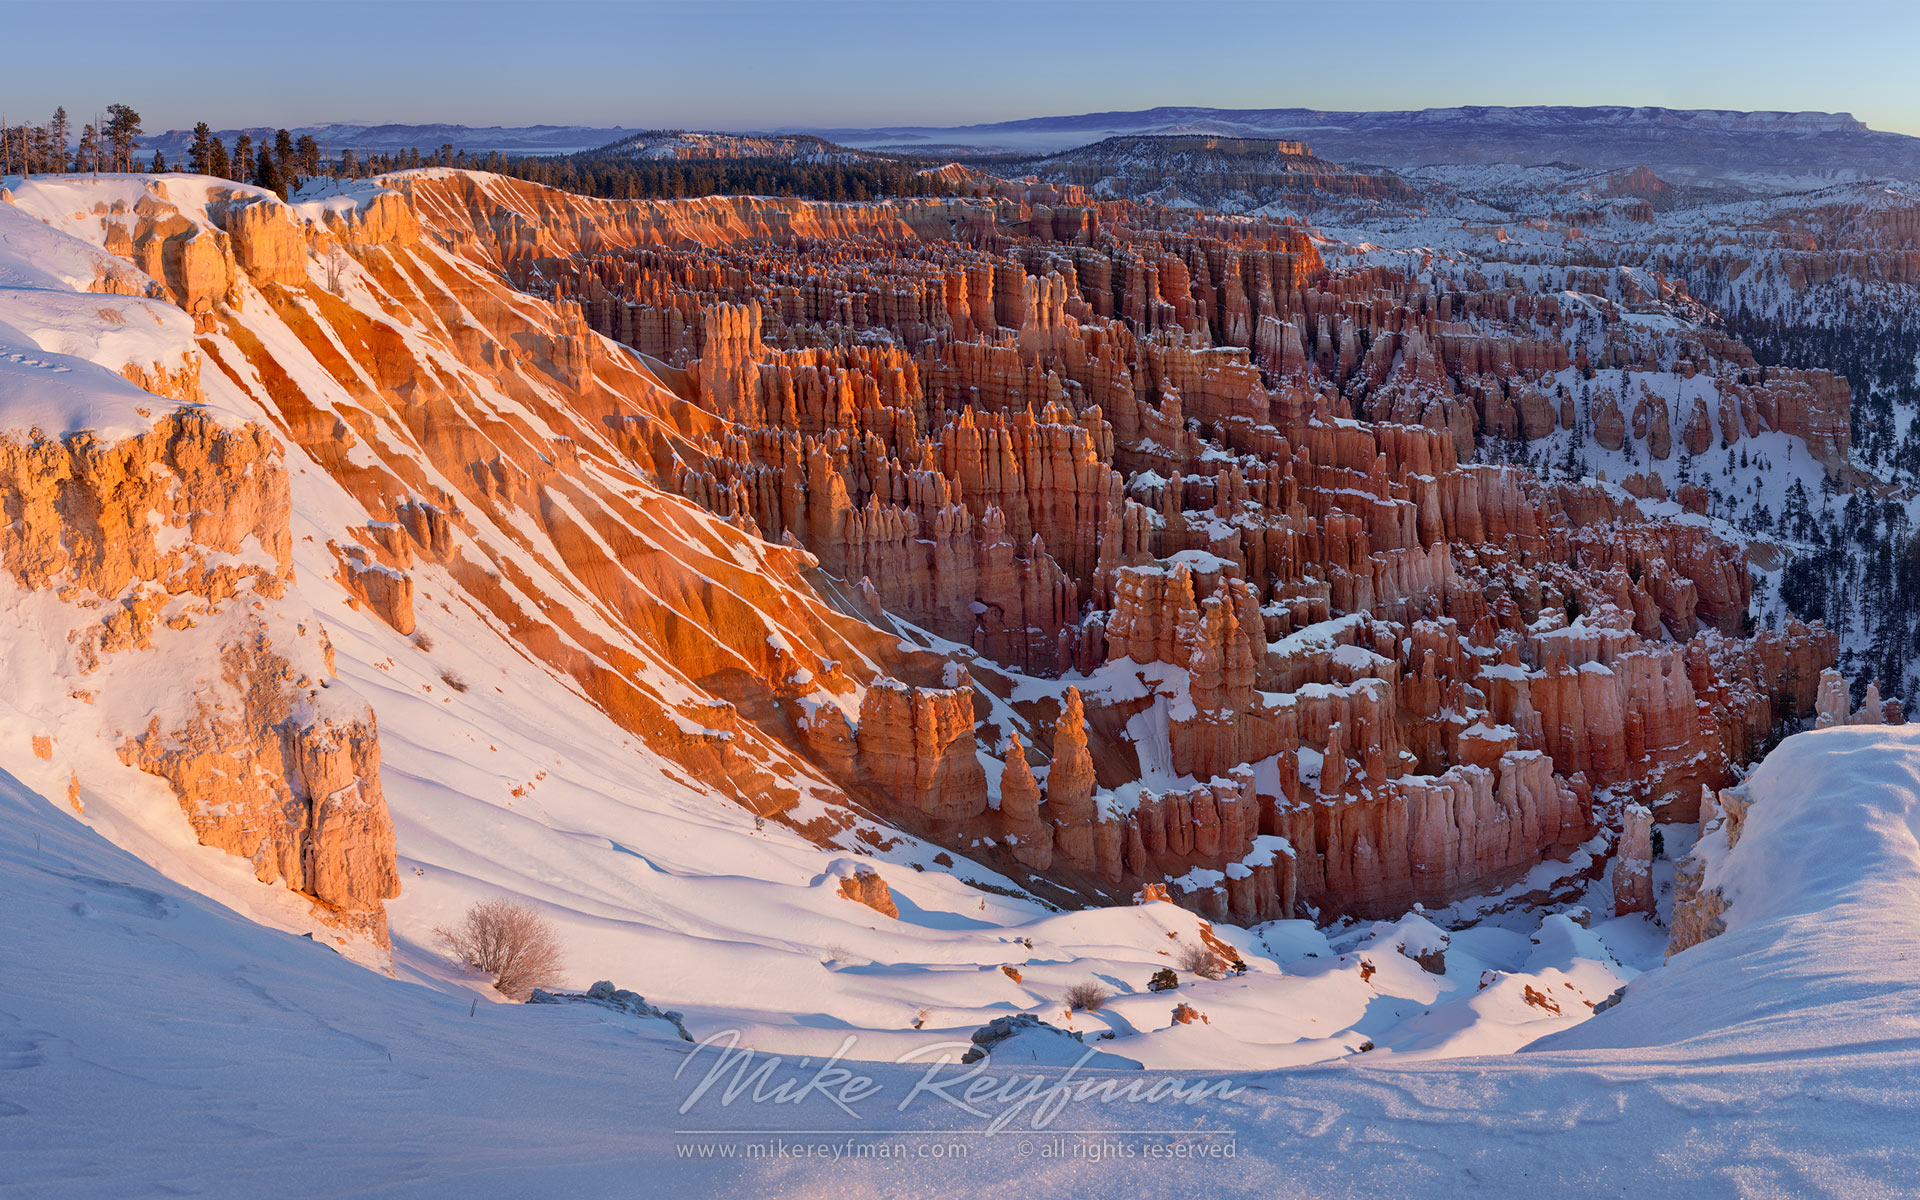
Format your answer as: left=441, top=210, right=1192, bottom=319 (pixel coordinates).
left=0, top=167, right=1856, bottom=949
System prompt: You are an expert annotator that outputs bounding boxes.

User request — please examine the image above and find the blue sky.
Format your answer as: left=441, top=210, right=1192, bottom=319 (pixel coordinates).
left=4, top=0, right=1917, bottom=136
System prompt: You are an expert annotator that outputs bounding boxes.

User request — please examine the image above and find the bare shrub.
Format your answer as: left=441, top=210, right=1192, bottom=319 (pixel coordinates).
left=440, top=671, right=469, bottom=693
left=1176, top=941, right=1225, bottom=980
left=435, top=898, right=565, bottom=1000
left=1063, top=980, right=1109, bottom=1012
left=412, top=632, right=435, bottom=652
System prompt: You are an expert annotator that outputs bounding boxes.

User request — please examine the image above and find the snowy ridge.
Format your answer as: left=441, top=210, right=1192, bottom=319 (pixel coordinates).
left=0, top=182, right=206, bottom=439
left=5, top=722, right=1918, bottom=1194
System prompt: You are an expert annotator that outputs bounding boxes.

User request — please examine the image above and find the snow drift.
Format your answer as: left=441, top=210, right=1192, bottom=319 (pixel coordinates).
left=5, top=721, right=1919, bottom=1196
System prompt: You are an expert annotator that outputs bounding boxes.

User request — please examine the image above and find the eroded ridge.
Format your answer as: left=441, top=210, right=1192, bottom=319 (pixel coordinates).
left=2, top=170, right=1850, bottom=930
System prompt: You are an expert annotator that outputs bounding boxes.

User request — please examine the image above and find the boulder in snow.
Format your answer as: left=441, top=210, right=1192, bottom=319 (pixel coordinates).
left=527, top=980, right=693, bottom=1041
left=958, top=1014, right=1141, bottom=1069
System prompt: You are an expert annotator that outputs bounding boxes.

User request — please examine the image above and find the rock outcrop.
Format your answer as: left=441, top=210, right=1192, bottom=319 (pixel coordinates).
left=1613, top=803, right=1654, bottom=917
left=1669, top=785, right=1749, bottom=956
left=1047, top=688, right=1100, bottom=870
left=0, top=412, right=400, bottom=945
left=528, top=980, right=693, bottom=1040
left=1, top=167, right=1856, bottom=935
left=834, top=863, right=899, bottom=918
left=856, top=680, right=985, bottom=823
left=958, top=1013, right=1141, bottom=1068
left=998, top=732, right=1053, bottom=870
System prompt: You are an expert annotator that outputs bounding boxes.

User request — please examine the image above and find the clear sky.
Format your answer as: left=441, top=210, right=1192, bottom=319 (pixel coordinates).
left=4, top=0, right=1917, bottom=137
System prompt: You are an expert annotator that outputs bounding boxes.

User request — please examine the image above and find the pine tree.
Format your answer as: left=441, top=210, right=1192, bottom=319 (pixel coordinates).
left=103, top=104, right=141, bottom=171
left=231, top=134, right=252, bottom=182
left=187, top=122, right=216, bottom=175
left=254, top=145, right=285, bottom=199
left=74, top=123, right=99, bottom=173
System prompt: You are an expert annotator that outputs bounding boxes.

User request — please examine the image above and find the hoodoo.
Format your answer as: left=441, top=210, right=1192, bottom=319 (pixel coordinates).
left=0, top=164, right=1858, bottom=933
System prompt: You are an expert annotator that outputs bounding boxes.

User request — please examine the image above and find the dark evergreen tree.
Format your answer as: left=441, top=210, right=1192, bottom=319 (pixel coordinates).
left=103, top=104, right=141, bottom=171
left=74, top=123, right=99, bottom=172
left=254, top=145, right=285, bottom=199
left=187, top=122, right=216, bottom=174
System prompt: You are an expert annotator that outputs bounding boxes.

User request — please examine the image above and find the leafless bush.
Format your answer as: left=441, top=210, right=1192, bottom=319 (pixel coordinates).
left=1063, top=980, right=1109, bottom=1012
left=440, top=670, right=469, bottom=693
left=435, top=898, right=565, bottom=1001
left=412, top=632, right=435, bottom=652
left=1176, top=941, right=1225, bottom=980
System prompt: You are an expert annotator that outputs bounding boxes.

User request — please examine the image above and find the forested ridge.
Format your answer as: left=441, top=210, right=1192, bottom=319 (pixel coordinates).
left=4, top=109, right=956, bottom=202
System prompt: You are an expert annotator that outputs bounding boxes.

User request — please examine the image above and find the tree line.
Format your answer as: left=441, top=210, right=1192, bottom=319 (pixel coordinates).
left=2, top=105, right=146, bottom=175
left=1722, top=303, right=1920, bottom=706
left=319, top=140, right=961, bottom=203
left=4, top=105, right=326, bottom=200
left=5, top=107, right=958, bottom=205
left=474, top=153, right=961, bottom=202
left=180, top=123, right=321, bottom=199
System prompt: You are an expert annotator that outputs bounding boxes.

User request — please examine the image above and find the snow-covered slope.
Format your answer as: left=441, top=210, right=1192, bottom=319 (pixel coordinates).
left=1, top=158, right=1916, bottom=1193
left=0, top=171, right=1662, bottom=1070
left=7, top=719, right=1919, bottom=1197
left=1551, top=722, right=1920, bottom=1058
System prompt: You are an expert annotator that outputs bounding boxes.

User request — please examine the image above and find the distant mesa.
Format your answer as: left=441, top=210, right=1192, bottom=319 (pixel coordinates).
left=779, top=104, right=1914, bottom=188
left=599, top=130, right=880, bottom=164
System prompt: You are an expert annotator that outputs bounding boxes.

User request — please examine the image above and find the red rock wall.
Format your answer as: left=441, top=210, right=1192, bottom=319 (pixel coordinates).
left=406, top=174, right=1847, bottom=922
left=34, top=172, right=1843, bottom=930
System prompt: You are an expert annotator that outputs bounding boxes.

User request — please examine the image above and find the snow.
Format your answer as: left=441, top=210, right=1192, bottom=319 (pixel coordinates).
left=7, top=721, right=1920, bottom=1194
left=288, top=175, right=399, bottom=221
left=963, top=1018, right=1143, bottom=1070
left=0, top=175, right=1658, bottom=1078
left=5, top=167, right=1920, bottom=1193
left=0, top=195, right=210, bottom=440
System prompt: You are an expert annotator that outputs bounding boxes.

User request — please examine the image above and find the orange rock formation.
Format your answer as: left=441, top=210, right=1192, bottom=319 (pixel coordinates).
left=3, top=170, right=1850, bottom=929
